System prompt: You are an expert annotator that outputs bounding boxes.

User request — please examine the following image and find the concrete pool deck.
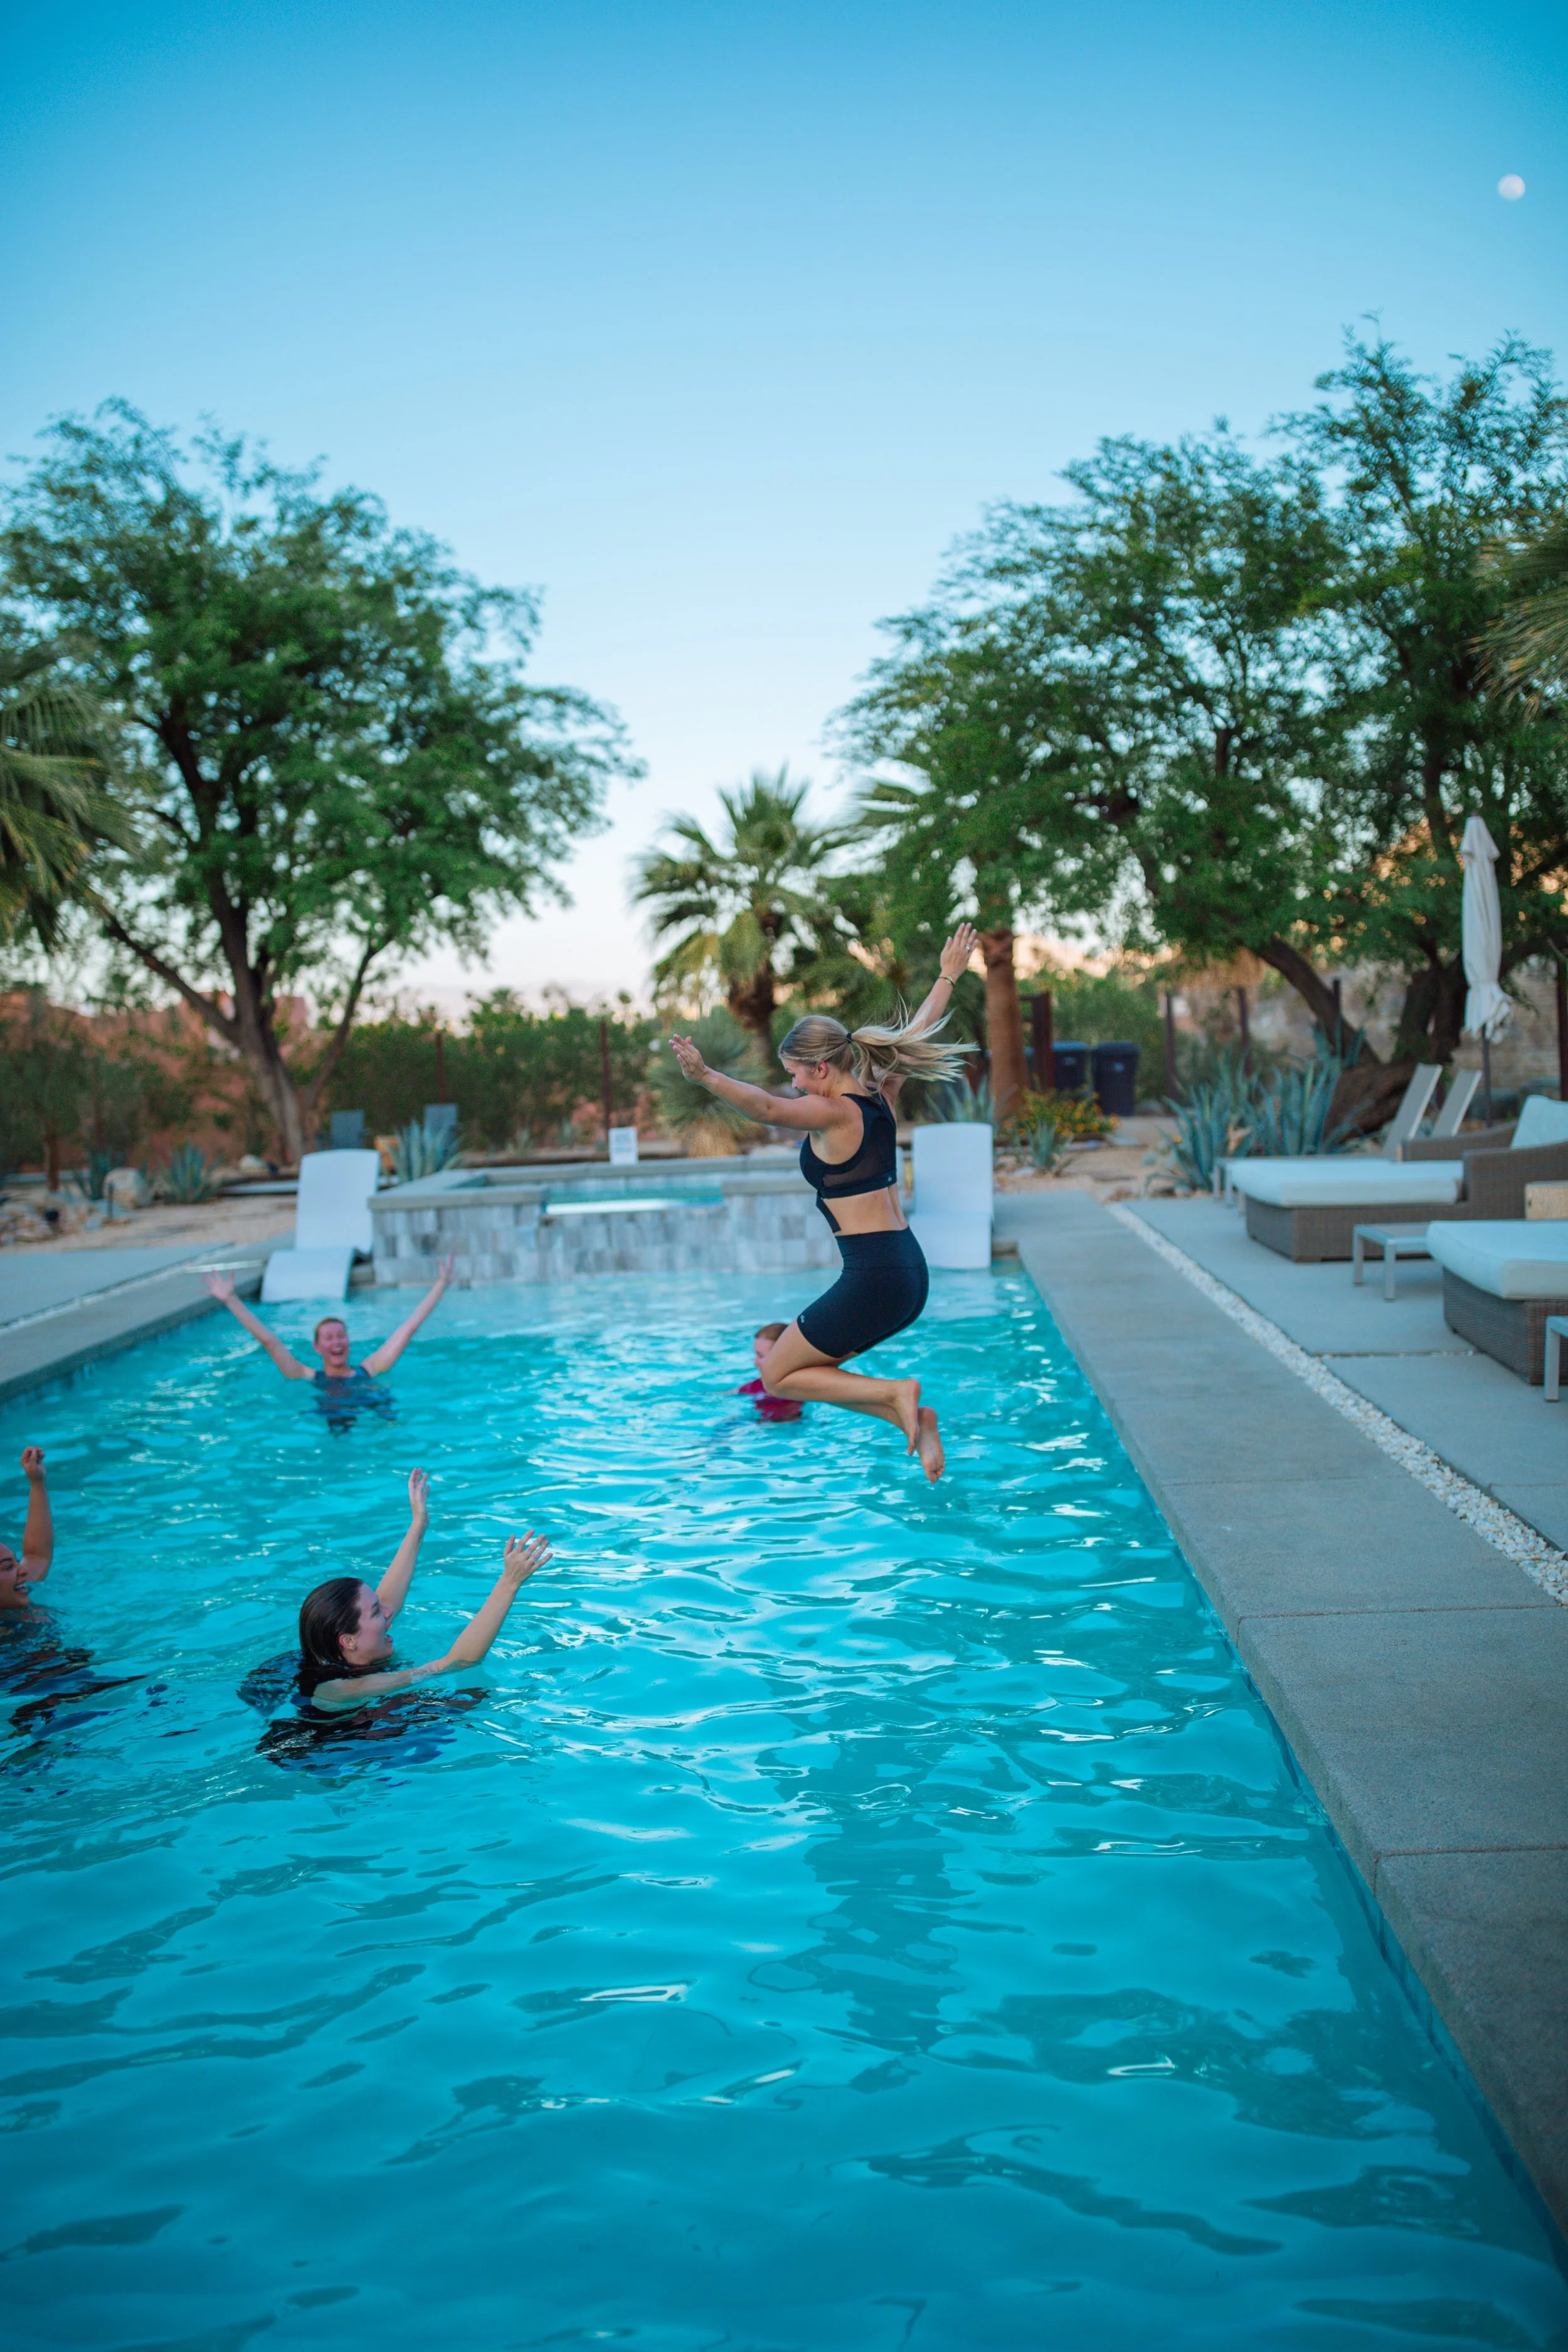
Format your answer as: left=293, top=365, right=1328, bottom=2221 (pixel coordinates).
left=0, top=1242, right=272, bottom=1408
left=996, top=1186, right=1568, bottom=2235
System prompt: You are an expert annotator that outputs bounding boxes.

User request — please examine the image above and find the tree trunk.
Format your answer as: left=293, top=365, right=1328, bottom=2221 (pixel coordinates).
left=91, top=903, right=383, bottom=1167
left=728, top=966, right=776, bottom=1066
left=1393, top=958, right=1466, bottom=1066
left=1256, top=935, right=1373, bottom=1055
left=978, top=928, right=1028, bottom=1117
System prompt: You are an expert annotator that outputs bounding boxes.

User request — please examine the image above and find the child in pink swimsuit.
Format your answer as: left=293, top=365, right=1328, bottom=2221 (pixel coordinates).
left=737, top=1323, right=803, bottom=1421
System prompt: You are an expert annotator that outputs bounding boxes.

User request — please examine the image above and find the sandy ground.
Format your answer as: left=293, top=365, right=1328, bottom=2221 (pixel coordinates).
left=994, top=1113, right=1179, bottom=1205
left=6, top=1194, right=299, bottom=1256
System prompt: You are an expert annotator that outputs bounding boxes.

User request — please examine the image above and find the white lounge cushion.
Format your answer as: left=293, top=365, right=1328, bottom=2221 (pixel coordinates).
left=261, top=1246, right=355, bottom=1303
left=295, top=1149, right=381, bottom=1253
left=1510, top=1096, right=1568, bottom=1150
left=908, top=1211, right=992, bottom=1271
left=1234, top=1158, right=1463, bottom=1209
left=912, top=1122, right=994, bottom=1217
left=1427, top=1219, right=1568, bottom=1300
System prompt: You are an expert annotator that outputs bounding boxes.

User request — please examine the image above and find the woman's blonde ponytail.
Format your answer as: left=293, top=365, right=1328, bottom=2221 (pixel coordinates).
left=778, top=1005, right=971, bottom=1090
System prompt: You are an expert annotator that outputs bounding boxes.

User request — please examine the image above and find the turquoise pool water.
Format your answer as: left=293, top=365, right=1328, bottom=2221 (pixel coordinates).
left=1, top=1269, right=1564, bottom=2351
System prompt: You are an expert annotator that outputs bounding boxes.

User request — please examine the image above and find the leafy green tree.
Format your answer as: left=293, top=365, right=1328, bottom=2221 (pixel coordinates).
left=841, top=614, right=1142, bottom=1111
left=1283, top=333, right=1568, bottom=1061
left=0, top=632, right=132, bottom=945
left=633, top=768, right=839, bottom=1061
left=1486, top=513, right=1568, bottom=696
left=963, top=431, right=1343, bottom=1027
left=0, top=403, right=634, bottom=1160
left=849, top=339, right=1568, bottom=1089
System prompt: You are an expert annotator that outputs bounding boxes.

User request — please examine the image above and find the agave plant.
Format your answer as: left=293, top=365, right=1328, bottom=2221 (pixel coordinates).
left=646, top=1009, right=768, bottom=1153
left=1027, top=1114, right=1065, bottom=1174
left=66, top=1146, right=120, bottom=1202
left=1248, top=1044, right=1357, bottom=1158
left=1157, top=1051, right=1260, bottom=1191
left=926, top=1073, right=995, bottom=1126
left=392, top=1116, right=461, bottom=1183
left=161, top=1143, right=219, bottom=1204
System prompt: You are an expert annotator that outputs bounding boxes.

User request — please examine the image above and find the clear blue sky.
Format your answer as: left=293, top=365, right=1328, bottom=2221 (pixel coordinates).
left=3, top=0, right=1564, bottom=1000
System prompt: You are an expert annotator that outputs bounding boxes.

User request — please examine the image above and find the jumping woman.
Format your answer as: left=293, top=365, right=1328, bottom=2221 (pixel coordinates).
left=668, top=923, right=978, bottom=1482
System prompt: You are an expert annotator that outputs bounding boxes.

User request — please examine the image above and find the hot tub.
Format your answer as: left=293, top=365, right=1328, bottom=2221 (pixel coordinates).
left=369, top=1154, right=841, bottom=1286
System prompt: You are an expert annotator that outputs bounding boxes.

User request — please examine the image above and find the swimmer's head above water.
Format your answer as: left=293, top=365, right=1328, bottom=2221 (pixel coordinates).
left=753, top=1321, right=788, bottom=1373
left=312, top=1317, right=352, bottom=1375
left=299, top=1576, right=393, bottom=1680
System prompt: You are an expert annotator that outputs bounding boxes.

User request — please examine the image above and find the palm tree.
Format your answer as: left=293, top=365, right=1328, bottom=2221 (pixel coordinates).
left=633, top=768, right=839, bottom=1059
left=0, top=638, right=132, bottom=944
left=1486, top=514, right=1568, bottom=697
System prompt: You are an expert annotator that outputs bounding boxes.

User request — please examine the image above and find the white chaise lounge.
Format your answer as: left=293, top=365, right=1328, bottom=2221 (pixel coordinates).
left=1232, top=1094, right=1568, bottom=1263
left=261, top=1148, right=382, bottom=1302
left=1427, top=1217, right=1568, bottom=1383
left=1216, top=1064, right=1443, bottom=1204
left=908, top=1122, right=993, bottom=1270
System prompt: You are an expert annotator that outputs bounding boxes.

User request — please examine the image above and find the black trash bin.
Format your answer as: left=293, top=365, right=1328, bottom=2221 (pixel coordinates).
left=1092, top=1041, right=1141, bottom=1118
left=1052, top=1041, right=1091, bottom=1093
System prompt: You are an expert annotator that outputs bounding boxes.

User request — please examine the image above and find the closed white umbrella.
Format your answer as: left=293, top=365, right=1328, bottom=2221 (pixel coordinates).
left=1459, top=815, right=1510, bottom=1118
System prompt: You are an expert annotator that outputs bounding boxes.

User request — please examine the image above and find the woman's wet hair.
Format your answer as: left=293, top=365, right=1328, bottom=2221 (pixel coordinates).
left=313, top=1316, right=348, bottom=1348
left=297, top=1576, right=369, bottom=1692
left=778, top=1007, right=970, bottom=1091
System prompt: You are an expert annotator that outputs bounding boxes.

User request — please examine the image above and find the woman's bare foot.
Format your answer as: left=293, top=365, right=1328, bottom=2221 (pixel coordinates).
left=891, top=1379, right=922, bottom=1454
left=916, top=1406, right=945, bottom=1483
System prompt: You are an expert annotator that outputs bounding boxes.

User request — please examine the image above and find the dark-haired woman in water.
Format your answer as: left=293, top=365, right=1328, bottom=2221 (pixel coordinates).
left=297, top=1469, right=550, bottom=1712
left=668, top=924, right=977, bottom=1482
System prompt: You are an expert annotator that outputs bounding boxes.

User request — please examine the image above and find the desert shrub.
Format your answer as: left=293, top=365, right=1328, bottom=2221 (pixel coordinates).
left=998, top=1086, right=1115, bottom=1146
left=327, top=994, right=658, bottom=1148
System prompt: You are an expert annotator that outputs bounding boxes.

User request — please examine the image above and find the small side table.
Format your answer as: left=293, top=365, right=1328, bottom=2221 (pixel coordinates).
left=1352, top=1222, right=1433, bottom=1301
left=1544, top=1316, right=1568, bottom=1401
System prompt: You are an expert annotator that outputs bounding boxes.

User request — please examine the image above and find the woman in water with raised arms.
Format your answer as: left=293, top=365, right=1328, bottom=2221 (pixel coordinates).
left=669, top=924, right=978, bottom=1482
left=297, top=1470, right=551, bottom=1712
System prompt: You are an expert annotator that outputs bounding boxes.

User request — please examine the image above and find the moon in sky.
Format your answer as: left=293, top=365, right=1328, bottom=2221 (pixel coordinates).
left=1498, top=174, right=1527, bottom=199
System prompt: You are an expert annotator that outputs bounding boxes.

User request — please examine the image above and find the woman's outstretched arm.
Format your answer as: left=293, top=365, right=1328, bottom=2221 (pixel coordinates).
left=202, top=1273, right=310, bottom=1379
left=312, top=1531, right=551, bottom=1708
left=665, top=1039, right=852, bottom=1133
left=362, top=1257, right=454, bottom=1377
left=906, top=923, right=978, bottom=1038
left=376, top=1468, right=430, bottom=1621
left=18, top=1447, right=52, bottom=1584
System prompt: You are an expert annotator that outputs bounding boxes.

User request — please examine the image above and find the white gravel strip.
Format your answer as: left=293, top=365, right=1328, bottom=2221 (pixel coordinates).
left=1106, top=1201, right=1568, bottom=1606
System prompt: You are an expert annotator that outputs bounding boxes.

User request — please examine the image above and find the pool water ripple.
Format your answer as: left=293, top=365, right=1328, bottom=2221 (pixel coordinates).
left=0, top=1268, right=1564, bottom=2351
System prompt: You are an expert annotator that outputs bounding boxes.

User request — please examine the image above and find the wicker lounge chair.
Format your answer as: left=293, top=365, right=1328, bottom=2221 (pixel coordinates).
left=1426, top=1218, right=1568, bottom=1382
left=1234, top=1096, right=1568, bottom=1262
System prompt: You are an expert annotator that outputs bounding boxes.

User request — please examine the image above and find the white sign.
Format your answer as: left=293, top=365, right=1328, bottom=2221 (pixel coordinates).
left=608, top=1125, right=639, bottom=1165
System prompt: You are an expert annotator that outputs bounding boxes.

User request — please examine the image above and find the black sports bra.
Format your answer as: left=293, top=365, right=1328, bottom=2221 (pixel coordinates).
left=800, top=1093, right=898, bottom=1227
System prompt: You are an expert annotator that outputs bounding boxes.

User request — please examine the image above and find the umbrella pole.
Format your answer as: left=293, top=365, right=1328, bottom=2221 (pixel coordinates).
left=1481, top=1035, right=1493, bottom=1126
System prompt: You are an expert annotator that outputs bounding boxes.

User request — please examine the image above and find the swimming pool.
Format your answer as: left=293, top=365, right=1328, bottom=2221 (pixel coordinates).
left=2, top=1269, right=1564, bottom=2350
